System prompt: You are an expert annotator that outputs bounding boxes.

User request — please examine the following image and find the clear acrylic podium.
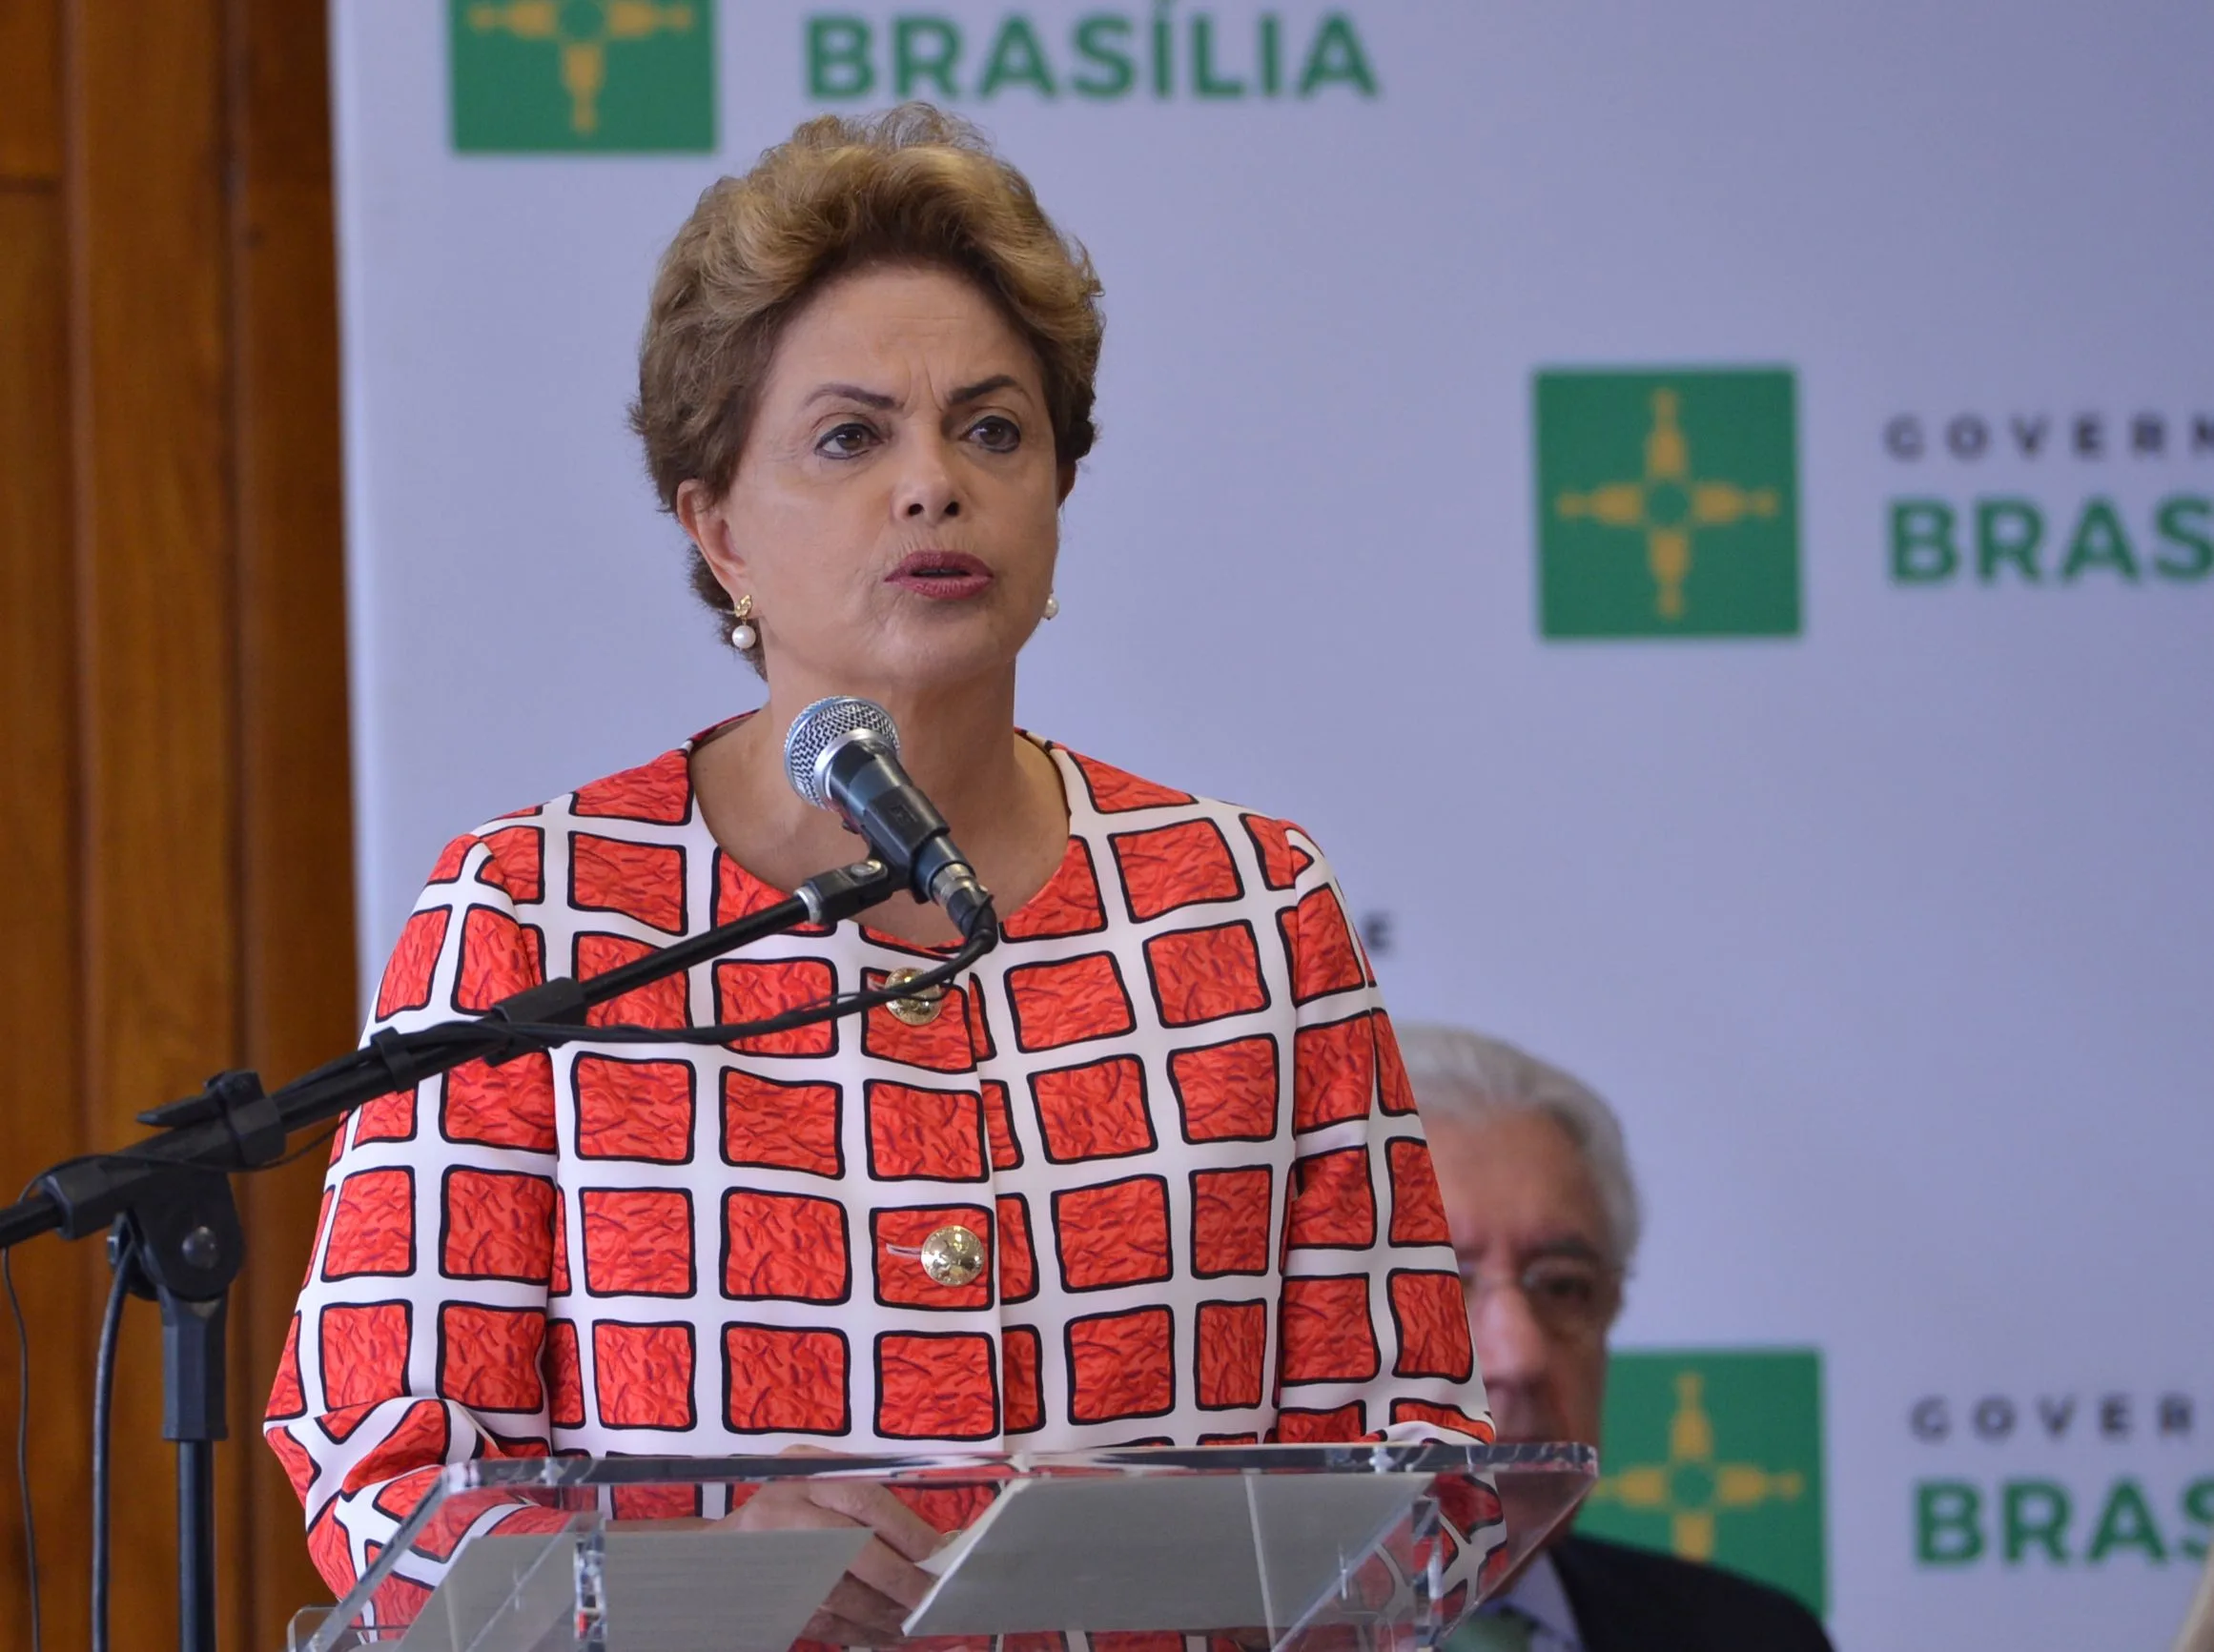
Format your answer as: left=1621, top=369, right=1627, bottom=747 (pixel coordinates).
left=289, top=1442, right=1595, bottom=1651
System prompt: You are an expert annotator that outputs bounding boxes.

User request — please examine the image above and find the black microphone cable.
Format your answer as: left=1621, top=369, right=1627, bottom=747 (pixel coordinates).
left=91, top=1224, right=133, bottom=1652
left=8, top=1119, right=341, bottom=1652
left=4, top=1180, right=41, bottom=1652
left=489, top=905, right=998, bottom=1051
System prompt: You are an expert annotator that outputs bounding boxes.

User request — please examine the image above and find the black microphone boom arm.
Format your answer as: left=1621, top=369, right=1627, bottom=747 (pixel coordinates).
left=0, top=851, right=907, bottom=1652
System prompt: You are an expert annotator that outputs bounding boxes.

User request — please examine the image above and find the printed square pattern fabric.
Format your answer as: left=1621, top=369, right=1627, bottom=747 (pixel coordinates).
left=267, top=737, right=1493, bottom=1602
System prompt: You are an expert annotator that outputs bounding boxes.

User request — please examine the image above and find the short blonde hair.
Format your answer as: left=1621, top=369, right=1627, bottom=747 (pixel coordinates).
left=631, top=104, right=1105, bottom=629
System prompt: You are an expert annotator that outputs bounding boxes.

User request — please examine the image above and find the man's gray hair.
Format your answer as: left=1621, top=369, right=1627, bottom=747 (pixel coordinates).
left=1393, top=1023, right=1643, bottom=1271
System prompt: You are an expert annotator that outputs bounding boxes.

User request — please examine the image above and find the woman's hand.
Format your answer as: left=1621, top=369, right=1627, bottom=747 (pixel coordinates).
left=715, top=1451, right=946, bottom=1645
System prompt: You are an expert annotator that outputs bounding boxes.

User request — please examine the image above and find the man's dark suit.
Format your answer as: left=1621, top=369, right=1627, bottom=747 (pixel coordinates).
left=1549, top=1534, right=1835, bottom=1651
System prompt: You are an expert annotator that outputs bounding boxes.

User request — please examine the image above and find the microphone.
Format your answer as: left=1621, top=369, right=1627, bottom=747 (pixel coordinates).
left=783, top=697, right=996, bottom=938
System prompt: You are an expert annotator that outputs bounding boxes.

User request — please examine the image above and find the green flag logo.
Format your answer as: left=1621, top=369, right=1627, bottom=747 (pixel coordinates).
left=1535, top=368, right=1801, bottom=638
left=1579, top=1348, right=1827, bottom=1615
left=451, top=1, right=715, bottom=153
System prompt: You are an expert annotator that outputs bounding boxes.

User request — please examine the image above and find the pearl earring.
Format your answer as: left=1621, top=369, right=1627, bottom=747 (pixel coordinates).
left=728, top=594, right=758, bottom=651
left=1042, top=591, right=1060, bottom=621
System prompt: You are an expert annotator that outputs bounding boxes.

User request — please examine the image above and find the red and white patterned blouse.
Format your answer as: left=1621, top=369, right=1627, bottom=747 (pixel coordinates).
left=264, top=733, right=1492, bottom=1599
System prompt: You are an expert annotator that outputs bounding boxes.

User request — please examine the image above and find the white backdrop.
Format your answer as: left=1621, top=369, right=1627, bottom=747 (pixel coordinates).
left=332, top=4, right=2214, bottom=1643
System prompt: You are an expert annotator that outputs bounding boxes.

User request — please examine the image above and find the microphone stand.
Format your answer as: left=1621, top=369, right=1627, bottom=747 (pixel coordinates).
left=0, top=856, right=903, bottom=1652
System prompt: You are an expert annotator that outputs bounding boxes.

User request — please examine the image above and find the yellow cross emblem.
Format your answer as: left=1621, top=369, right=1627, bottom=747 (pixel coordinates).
left=465, top=1, right=697, bottom=136
left=1588, top=1370, right=1804, bottom=1562
left=1553, top=387, right=1778, bottom=622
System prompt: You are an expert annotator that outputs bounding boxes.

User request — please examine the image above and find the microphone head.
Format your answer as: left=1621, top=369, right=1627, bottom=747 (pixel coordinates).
left=783, top=696, right=901, bottom=809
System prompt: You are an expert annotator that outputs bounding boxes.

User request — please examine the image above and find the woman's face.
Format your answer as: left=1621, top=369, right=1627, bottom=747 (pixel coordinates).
left=684, top=263, right=1071, bottom=699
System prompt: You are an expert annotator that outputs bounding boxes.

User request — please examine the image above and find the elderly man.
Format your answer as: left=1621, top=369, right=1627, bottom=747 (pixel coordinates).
left=1398, top=1025, right=1835, bottom=1652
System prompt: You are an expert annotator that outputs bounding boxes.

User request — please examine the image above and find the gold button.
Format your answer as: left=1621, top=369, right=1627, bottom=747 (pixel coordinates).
left=884, top=967, right=946, bottom=1027
left=919, top=1224, right=986, bottom=1287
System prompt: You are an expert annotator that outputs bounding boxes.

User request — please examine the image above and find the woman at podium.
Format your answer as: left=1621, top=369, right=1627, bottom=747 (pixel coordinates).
left=267, top=106, right=1493, bottom=1640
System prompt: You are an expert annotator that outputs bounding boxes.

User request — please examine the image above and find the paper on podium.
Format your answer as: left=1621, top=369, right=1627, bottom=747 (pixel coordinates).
left=394, top=1527, right=871, bottom=1652
left=395, top=1533, right=576, bottom=1652
left=905, top=1471, right=1430, bottom=1637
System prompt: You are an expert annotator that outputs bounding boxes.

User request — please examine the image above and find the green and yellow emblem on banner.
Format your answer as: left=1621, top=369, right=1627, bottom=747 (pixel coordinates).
left=1535, top=368, right=1800, bottom=638
left=450, top=1, right=715, bottom=153
left=1580, top=1347, right=1827, bottom=1615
